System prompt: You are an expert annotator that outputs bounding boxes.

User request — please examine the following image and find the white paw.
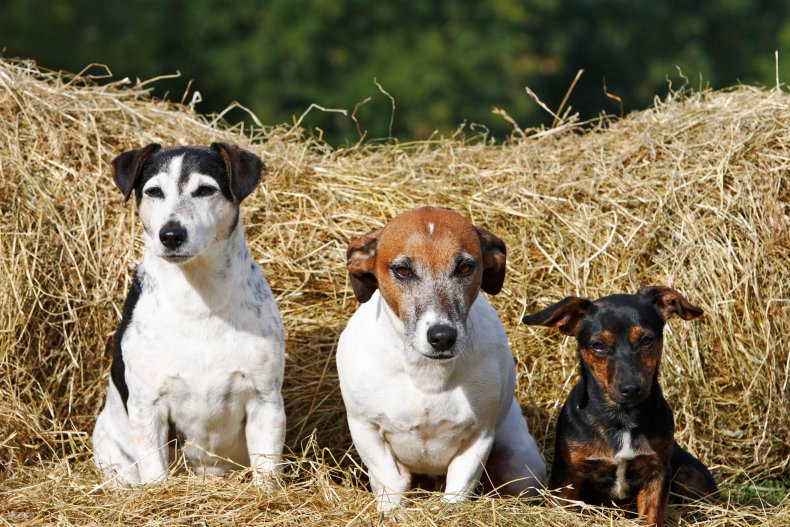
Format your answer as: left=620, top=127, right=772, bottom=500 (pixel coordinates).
left=375, top=488, right=403, bottom=512
left=251, top=470, right=278, bottom=492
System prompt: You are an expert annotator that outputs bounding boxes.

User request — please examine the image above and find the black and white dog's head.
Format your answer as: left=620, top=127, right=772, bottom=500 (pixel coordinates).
left=111, top=143, right=264, bottom=264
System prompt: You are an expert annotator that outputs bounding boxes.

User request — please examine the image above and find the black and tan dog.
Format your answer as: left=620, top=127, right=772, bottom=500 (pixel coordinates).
left=523, top=286, right=716, bottom=526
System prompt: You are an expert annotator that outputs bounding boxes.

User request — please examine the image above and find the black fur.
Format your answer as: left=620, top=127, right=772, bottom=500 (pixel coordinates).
left=523, top=288, right=717, bottom=522
left=111, top=270, right=143, bottom=412
left=131, top=146, right=236, bottom=204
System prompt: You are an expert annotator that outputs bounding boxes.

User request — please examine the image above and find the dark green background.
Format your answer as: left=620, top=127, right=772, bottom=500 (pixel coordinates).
left=2, top=0, right=788, bottom=143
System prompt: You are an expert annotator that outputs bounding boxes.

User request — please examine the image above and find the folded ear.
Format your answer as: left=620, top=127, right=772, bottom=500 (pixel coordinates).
left=522, top=296, right=592, bottom=336
left=347, top=229, right=381, bottom=303
left=476, top=227, right=506, bottom=295
left=637, top=286, right=704, bottom=321
left=211, top=142, right=265, bottom=203
left=111, top=143, right=161, bottom=201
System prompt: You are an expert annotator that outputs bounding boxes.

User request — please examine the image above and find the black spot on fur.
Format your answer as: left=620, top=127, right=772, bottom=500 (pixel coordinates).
left=112, top=270, right=143, bottom=413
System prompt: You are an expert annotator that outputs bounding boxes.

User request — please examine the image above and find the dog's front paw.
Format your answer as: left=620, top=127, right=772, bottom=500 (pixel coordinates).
left=251, top=470, right=279, bottom=492
left=375, top=487, right=404, bottom=512
left=440, top=492, right=470, bottom=504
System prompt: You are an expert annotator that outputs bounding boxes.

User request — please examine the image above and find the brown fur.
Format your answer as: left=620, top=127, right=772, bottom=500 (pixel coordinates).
left=346, top=207, right=506, bottom=311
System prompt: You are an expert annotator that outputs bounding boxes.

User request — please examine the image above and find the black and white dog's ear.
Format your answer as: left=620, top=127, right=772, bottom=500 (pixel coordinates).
left=347, top=229, right=381, bottom=303
left=211, top=143, right=265, bottom=204
left=111, top=143, right=161, bottom=201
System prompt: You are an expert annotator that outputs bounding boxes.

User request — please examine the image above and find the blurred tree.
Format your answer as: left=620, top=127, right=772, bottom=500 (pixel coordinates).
left=1, top=0, right=787, bottom=143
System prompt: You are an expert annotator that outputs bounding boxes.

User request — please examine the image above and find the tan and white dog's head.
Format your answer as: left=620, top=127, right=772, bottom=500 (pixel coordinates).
left=111, top=143, right=263, bottom=264
left=347, top=206, right=506, bottom=360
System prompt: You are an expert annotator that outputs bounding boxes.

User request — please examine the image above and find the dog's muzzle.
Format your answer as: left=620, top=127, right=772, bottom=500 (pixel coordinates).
left=424, top=323, right=458, bottom=360
left=158, top=221, right=193, bottom=262
left=159, top=221, right=187, bottom=250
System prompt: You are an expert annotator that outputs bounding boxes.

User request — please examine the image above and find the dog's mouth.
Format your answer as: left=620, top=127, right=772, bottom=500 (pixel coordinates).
left=420, top=349, right=458, bottom=361
left=610, top=391, right=649, bottom=407
left=161, top=253, right=196, bottom=264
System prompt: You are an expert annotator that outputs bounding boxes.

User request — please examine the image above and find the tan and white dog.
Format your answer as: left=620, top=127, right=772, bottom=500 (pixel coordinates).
left=337, top=207, right=546, bottom=510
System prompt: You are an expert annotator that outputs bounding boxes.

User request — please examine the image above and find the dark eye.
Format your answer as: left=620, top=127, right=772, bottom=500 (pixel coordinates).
left=391, top=265, right=413, bottom=278
left=456, top=262, right=475, bottom=276
left=193, top=185, right=217, bottom=197
left=144, top=187, right=164, bottom=199
left=639, top=335, right=655, bottom=347
left=591, top=340, right=607, bottom=352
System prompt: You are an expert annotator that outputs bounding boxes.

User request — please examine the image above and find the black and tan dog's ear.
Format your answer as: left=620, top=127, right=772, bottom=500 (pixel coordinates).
left=347, top=229, right=381, bottom=303
left=211, top=143, right=265, bottom=203
left=522, top=296, right=592, bottom=336
left=637, top=286, right=704, bottom=321
left=111, top=143, right=161, bottom=201
left=476, top=227, right=506, bottom=295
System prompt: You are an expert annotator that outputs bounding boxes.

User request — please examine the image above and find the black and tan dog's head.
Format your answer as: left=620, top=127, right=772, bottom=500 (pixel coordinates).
left=111, top=143, right=263, bottom=264
left=522, top=286, right=703, bottom=406
left=346, top=206, right=506, bottom=360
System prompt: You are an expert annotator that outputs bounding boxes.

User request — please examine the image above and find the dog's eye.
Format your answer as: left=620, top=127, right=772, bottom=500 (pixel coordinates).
left=391, top=265, right=413, bottom=278
left=193, top=185, right=217, bottom=197
left=144, top=187, right=164, bottom=199
left=591, top=340, right=607, bottom=352
left=639, top=335, right=655, bottom=347
left=456, top=262, right=475, bottom=276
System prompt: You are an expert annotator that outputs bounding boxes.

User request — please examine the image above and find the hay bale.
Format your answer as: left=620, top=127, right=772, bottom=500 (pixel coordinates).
left=0, top=58, right=787, bottom=525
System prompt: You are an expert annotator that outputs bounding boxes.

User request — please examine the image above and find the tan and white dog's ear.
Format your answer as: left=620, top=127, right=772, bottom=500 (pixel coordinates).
left=211, top=143, right=265, bottom=203
left=476, top=227, right=506, bottom=295
left=637, top=286, right=704, bottom=321
left=522, top=296, right=592, bottom=336
left=111, top=143, right=161, bottom=201
left=347, top=229, right=381, bottom=303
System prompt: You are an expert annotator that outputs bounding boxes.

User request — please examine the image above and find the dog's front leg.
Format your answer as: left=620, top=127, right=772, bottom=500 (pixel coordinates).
left=636, top=466, right=670, bottom=526
left=245, top=393, right=286, bottom=489
left=347, top=417, right=410, bottom=512
left=126, top=396, right=169, bottom=483
left=443, top=433, right=495, bottom=503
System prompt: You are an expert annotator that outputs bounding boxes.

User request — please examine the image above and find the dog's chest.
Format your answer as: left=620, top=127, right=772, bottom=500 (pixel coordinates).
left=123, top=288, right=281, bottom=417
left=570, top=430, right=663, bottom=499
left=372, top=382, right=482, bottom=474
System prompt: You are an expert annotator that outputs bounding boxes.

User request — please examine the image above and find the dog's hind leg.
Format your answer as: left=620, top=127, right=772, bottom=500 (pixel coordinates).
left=670, top=442, right=718, bottom=500
left=484, top=397, right=547, bottom=497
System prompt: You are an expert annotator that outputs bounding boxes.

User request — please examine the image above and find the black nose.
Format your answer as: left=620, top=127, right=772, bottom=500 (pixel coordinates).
left=618, top=383, right=643, bottom=398
left=427, top=324, right=457, bottom=351
left=159, top=221, right=187, bottom=250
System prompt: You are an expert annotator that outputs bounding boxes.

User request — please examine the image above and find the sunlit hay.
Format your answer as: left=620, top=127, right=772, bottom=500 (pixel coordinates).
left=0, top=59, right=787, bottom=525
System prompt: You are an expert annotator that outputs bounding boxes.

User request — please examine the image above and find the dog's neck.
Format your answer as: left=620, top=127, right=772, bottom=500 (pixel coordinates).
left=141, top=224, right=252, bottom=314
left=374, top=292, right=466, bottom=391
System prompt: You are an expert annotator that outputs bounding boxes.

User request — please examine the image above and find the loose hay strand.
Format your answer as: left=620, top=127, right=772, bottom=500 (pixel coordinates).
left=0, top=59, right=788, bottom=525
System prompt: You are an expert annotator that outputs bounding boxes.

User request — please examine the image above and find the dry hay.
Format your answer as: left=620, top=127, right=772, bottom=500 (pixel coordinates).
left=0, top=58, right=787, bottom=526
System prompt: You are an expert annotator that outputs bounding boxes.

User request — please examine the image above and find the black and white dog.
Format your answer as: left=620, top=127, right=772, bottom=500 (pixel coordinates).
left=92, top=143, right=286, bottom=486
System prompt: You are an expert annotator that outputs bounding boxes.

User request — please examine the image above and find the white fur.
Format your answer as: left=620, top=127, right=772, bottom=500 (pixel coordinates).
left=92, top=156, right=285, bottom=487
left=612, top=430, right=637, bottom=499
left=337, top=291, right=546, bottom=510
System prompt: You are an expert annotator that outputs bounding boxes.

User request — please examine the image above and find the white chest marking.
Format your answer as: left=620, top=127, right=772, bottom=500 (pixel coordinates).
left=613, top=431, right=637, bottom=499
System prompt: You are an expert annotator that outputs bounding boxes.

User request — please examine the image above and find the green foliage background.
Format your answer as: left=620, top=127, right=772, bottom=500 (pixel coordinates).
left=2, top=0, right=788, bottom=143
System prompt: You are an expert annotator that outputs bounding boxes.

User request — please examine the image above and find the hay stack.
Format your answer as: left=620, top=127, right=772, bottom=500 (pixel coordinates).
left=0, top=59, right=787, bottom=525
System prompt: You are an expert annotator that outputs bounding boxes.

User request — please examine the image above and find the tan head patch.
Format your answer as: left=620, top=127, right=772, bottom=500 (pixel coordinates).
left=580, top=347, right=611, bottom=396
left=373, top=207, right=485, bottom=315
